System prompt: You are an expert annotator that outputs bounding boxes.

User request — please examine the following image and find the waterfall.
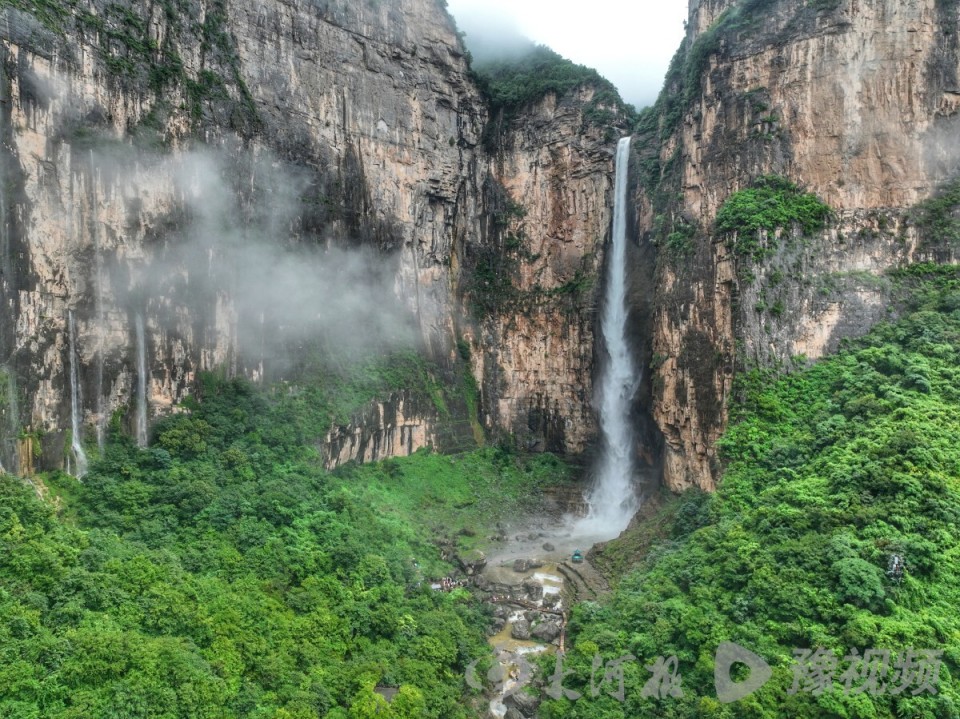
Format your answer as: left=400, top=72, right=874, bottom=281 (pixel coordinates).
left=0, top=159, right=17, bottom=475
left=135, top=314, right=148, bottom=448
left=0, top=160, right=9, bottom=286
left=576, top=137, right=638, bottom=539
left=5, top=369, right=19, bottom=476
left=90, top=151, right=106, bottom=453
left=68, top=311, right=88, bottom=478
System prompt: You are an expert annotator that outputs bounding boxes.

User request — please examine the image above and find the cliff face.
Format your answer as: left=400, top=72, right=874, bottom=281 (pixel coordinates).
left=0, top=0, right=619, bottom=473
left=646, top=0, right=960, bottom=490
left=465, top=90, right=619, bottom=454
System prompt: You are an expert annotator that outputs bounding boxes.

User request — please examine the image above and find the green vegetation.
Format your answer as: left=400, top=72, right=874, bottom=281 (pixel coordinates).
left=5, top=0, right=72, bottom=32
left=284, top=349, right=446, bottom=434
left=11, top=0, right=259, bottom=135
left=541, top=267, right=960, bottom=718
left=466, top=187, right=596, bottom=319
left=716, top=175, right=833, bottom=261
left=473, top=45, right=632, bottom=123
left=909, top=177, right=960, bottom=247
left=633, top=1, right=843, bottom=268
left=0, top=371, right=575, bottom=718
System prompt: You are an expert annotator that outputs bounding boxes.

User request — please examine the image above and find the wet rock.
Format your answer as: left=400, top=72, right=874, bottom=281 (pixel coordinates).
left=472, top=574, right=490, bottom=591
left=542, top=593, right=560, bottom=608
left=522, top=579, right=544, bottom=602
left=512, top=558, right=544, bottom=573
left=456, top=549, right=486, bottom=575
left=511, top=619, right=531, bottom=640
left=494, top=605, right=510, bottom=619
left=531, top=621, right=561, bottom=642
left=487, top=617, right=506, bottom=636
left=488, top=662, right=508, bottom=686
left=505, top=709, right=524, bottom=719
left=542, top=542, right=555, bottom=552
left=505, top=690, right=539, bottom=717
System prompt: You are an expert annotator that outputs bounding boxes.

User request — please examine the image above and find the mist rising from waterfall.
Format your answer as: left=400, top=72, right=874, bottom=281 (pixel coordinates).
left=68, top=311, right=88, bottom=478
left=575, top=137, right=638, bottom=540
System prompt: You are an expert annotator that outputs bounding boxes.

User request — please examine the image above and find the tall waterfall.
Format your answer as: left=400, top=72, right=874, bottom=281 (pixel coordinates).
left=135, top=314, right=148, bottom=448
left=576, top=137, right=638, bottom=539
left=68, top=311, right=88, bottom=478
left=90, top=151, right=106, bottom=453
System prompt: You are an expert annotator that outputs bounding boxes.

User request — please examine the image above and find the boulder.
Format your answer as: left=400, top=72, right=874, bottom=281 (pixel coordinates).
left=531, top=620, right=562, bottom=642
left=512, top=558, right=544, bottom=573
left=522, top=579, right=544, bottom=602
left=542, top=542, right=556, bottom=552
left=472, top=574, right=490, bottom=591
left=504, top=689, right=539, bottom=717
left=486, top=617, right=506, bottom=636
left=456, top=550, right=486, bottom=575
left=510, top=619, right=531, bottom=640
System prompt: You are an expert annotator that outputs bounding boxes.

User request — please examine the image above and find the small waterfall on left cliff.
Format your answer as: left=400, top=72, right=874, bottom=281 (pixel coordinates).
left=0, top=150, right=20, bottom=475
left=89, top=151, right=106, bottom=453
left=575, top=137, right=638, bottom=540
left=4, top=370, right=19, bottom=476
left=135, top=314, right=148, bottom=448
left=68, top=311, right=88, bottom=478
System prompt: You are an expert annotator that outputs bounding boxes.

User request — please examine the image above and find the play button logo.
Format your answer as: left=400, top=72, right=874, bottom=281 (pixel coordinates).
left=714, top=642, right=774, bottom=703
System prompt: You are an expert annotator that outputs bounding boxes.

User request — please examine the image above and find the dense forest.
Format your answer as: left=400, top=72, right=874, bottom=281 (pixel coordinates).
left=5, top=269, right=959, bottom=718
left=539, top=267, right=960, bottom=718
left=2, top=1, right=959, bottom=718
left=0, top=373, right=574, bottom=718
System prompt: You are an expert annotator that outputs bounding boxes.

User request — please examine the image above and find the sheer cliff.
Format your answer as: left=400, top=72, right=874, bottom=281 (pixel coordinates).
left=0, top=0, right=628, bottom=473
left=642, top=0, right=960, bottom=490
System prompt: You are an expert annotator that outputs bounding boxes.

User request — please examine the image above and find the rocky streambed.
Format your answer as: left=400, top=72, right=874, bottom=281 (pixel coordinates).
left=458, top=516, right=613, bottom=719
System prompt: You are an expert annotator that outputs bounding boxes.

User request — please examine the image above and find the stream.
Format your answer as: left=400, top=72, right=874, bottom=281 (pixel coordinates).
left=468, top=508, right=614, bottom=718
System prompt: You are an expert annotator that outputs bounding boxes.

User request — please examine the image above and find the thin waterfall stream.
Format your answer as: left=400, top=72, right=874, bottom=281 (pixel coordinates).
left=89, top=151, right=106, bottom=453
left=135, top=314, right=148, bottom=448
left=68, top=311, right=88, bottom=478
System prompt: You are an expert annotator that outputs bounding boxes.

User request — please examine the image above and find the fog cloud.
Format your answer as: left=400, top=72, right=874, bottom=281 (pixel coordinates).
left=447, top=0, right=689, bottom=109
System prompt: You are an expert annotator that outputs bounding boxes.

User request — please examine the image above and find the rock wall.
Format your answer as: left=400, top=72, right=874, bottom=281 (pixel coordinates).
left=0, top=0, right=622, bottom=473
left=464, top=90, right=624, bottom=454
left=646, top=0, right=960, bottom=490
left=321, top=390, right=438, bottom=470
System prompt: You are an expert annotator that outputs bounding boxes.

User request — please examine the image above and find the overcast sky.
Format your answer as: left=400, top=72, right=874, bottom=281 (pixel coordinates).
left=445, top=0, right=689, bottom=110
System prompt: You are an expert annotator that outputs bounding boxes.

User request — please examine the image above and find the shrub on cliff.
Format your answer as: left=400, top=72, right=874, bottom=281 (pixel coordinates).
left=473, top=45, right=628, bottom=120
left=716, top=175, right=833, bottom=261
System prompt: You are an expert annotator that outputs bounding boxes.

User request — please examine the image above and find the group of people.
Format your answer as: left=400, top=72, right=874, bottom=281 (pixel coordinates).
left=436, top=576, right=465, bottom=591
